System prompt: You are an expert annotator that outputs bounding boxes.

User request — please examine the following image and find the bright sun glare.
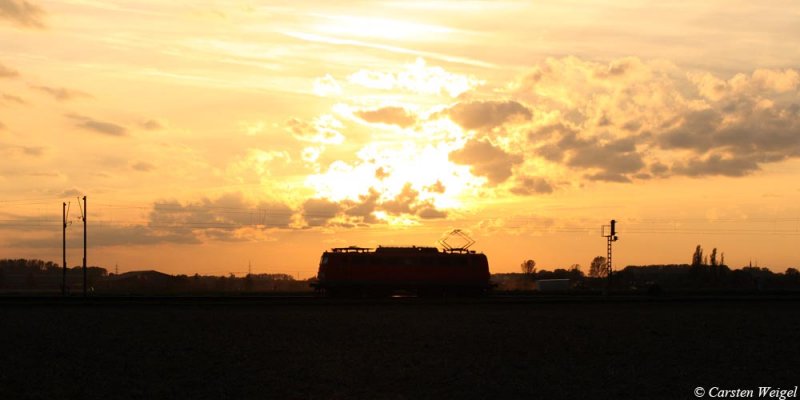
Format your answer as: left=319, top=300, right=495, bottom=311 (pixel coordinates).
left=313, top=15, right=453, bottom=41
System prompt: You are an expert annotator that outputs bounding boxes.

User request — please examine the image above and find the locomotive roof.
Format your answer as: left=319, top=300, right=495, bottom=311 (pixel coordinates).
left=329, top=246, right=477, bottom=254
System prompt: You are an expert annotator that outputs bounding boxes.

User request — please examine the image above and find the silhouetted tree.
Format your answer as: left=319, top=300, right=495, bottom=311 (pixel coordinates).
left=691, top=245, right=704, bottom=267
left=589, top=256, right=607, bottom=278
left=520, top=259, right=536, bottom=275
left=710, top=248, right=717, bottom=267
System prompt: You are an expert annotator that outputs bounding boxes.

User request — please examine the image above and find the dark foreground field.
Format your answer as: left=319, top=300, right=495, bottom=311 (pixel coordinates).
left=1, top=297, right=798, bottom=399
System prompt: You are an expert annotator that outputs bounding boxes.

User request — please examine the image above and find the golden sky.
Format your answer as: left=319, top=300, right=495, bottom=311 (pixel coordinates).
left=1, top=0, right=799, bottom=276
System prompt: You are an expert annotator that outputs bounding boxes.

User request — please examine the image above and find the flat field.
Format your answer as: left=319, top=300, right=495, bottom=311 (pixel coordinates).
left=1, top=297, right=797, bottom=399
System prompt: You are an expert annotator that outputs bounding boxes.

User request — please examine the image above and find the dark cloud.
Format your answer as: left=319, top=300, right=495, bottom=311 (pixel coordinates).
left=446, top=100, right=532, bottom=130
left=532, top=101, right=798, bottom=182
left=656, top=103, right=800, bottom=176
left=342, top=189, right=380, bottom=223
left=533, top=127, right=645, bottom=182
left=381, top=184, right=446, bottom=220
left=450, top=139, right=522, bottom=185
left=311, top=184, right=449, bottom=226
left=10, top=193, right=296, bottom=248
left=657, top=109, right=722, bottom=152
left=140, top=119, right=165, bottom=130
left=31, top=85, right=90, bottom=101
left=285, top=117, right=343, bottom=144
left=649, top=162, right=669, bottom=176
left=132, top=161, right=155, bottom=172
left=381, top=184, right=419, bottom=214
left=591, top=57, right=639, bottom=79
left=151, top=193, right=294, bottom=231
left=511, top=59, right=800, bottom=185
left=6, top=222, right=202, bottom=248
left=510, top=176, right=554, bottom=195
left=302, top=198, right=342, bottom=227
left=417, top=207, right=447, bottom=219
left=67, top=114, right=128, bottom=137
left=425, top=180, right=445, bottom=194
left=0, top=62, right=20, bottom=78
left=566, top=137, right=645, bottom=175
left=60, top=188, right=82, bottom=197
left=20, top=145, right=43, bottom=156
left=0, top=144, right=45, bottom=157
left=0, top=0, right=45, bottom=28
left=584, top=171, right=631, bottom=183
left=671, top=154, right=761, bottom=177
left=355, top=106, right=416, bottom=128
left=1, top=93, right=25, bottom=105
left=375, top=167, right=389, bottom=180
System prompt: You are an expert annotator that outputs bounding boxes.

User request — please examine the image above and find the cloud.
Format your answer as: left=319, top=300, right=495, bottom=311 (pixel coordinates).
left=140, top=119, right=165, bottom=130
left=0, top=62, right=20, bottom=78
left=8, top=196, right=296, bottom=247
left=375, top=167, right=389, bottom=180
left=31, top=85, right=91, bottom=101
left=533, top=128, right=646, bottom=182
left=373, top=184, right=448, bottom=220
left=656, top=104, right=800, bottom=177
left=151, top=193, right=293, bottom=227
left=0, top=144, right=45, bottom=157
left=510, top=176, right=555, bottom=195
left=301, top=183, right=449, bottom=227
left=132, top=161, right=155, bottom=172
left=449, top=139, right=522, bottom=184
left=425, top=180, right=445, bottom=194
left=417, top=206, right=447, bottom=219
left=569, top=137, right=644, bottom=176
left=286, top=115, right=344, bottom=144
left=313, top=74, right=342, bottom=97
left=60, top=188, right=83, bottom=197
left=355, top=106, right=417, bottom=128
left=0, top=0, right=44, bottom=28
left=19, top=145, right=43, bottom=156
left=341, top=188, right=380, bottom=223
left=504, top=57, right=800, bottom=185
left=4, top=192, right=298, bottom=248
left=348, top=58, right=481, bottom=97
left=446, top=100, right=532, bottom=130
left=67, top=114, right=128, bottom=137
left=1, top=93, right=25, bottom=105
left=301, top=198, right=342, bottom=227
left=381, top=183, right=420, bottom=214
left=671, top=154, right=761, bottom=177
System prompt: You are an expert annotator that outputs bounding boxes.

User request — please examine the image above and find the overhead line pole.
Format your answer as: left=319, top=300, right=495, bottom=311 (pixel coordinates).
left=82, top=196, right=87, bottom=297
left=62, top=202, right=67, bottom=296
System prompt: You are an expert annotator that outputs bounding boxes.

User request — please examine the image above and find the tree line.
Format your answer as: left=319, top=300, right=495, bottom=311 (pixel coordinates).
left=0, top=259, right=310, bottom=294
left=505, top=244, right=800, bottom=292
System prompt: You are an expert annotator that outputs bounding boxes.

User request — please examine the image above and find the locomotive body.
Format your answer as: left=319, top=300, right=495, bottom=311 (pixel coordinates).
left=312, top=246, right=491, bottom=296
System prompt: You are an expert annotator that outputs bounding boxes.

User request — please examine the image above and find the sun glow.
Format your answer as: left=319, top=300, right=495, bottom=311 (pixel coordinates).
left=313, top=15, right=453, bottom=41
left=305, top=139, right=478, bottom=213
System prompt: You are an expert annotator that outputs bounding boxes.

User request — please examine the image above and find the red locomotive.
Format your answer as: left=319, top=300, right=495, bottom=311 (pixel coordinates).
left=311, top=231, right=491, bottom=296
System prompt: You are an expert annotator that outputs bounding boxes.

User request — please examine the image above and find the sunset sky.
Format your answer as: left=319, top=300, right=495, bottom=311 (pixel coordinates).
left=1, top=0, right=799, bottom=276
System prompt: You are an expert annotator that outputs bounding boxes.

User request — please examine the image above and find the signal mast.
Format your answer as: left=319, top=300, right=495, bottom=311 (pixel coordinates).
left=601, top=220, right=619, bottom=288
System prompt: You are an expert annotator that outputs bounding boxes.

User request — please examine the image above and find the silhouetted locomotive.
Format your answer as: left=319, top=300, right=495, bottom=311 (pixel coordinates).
left=312, top=231, right=491, bottom=296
